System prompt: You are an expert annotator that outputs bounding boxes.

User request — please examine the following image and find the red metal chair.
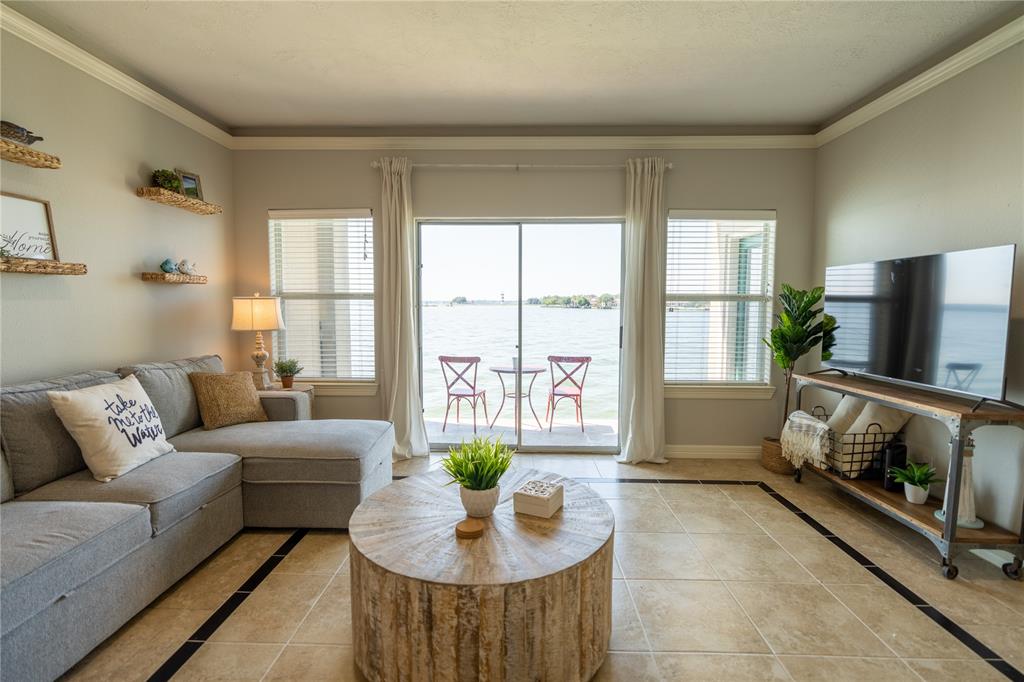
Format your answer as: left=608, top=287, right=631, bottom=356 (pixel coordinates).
left=545, top=355, right=592, bottom=432
left=439, top=356, right=489, bottom=433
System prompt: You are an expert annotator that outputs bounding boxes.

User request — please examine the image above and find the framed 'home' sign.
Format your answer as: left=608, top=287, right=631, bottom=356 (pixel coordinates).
left=1, top=192, right=58, bottom=261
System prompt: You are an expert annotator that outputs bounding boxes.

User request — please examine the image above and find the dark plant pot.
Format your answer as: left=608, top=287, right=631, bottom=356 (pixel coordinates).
left=761, top=437, right=794, bottom=475
left=280, top=375, right=295, bottom=389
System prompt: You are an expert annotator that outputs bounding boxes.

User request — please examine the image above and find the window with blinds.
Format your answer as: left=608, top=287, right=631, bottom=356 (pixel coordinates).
left=664, top=211, right=776, bottom=384
left=268, top=209, right=375, bottom=381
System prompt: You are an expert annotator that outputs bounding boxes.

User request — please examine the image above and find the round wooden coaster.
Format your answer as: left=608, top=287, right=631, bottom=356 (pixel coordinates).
left=455, top=517, right=485, bottom=539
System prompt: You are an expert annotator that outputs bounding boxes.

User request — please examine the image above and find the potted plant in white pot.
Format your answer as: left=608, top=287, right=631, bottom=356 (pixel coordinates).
left=272, top=358, right=304, bottom=389
left=441, top=436, right=515, bottom=518
left=887, top=462, right=942, bottom=504
left=761, top=284, right=838, bottom=475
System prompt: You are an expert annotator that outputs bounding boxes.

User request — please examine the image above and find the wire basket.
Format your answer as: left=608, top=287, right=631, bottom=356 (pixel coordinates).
left=808, top=406, right=899, bottom=480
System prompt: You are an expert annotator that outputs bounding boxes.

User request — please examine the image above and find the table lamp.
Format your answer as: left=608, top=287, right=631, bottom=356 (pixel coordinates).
left=231, top=293, right=284, bottom=390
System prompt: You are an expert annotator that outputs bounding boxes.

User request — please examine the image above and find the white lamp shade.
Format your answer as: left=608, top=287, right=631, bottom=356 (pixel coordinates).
left=231, top=295, right=284, bottom=331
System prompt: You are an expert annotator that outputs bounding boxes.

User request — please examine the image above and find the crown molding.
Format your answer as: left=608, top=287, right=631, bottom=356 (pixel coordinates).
left=3, top=5, right=1020, bottom=152
left=815, top=14, right=1024, bottom=147
left=0, top=4, right=234, bottom=148
left=229, top=134, right=816, bottom=151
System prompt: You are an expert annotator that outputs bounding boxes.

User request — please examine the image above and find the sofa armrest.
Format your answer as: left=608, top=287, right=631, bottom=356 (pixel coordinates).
left=259, top=391, right=312, bottom=421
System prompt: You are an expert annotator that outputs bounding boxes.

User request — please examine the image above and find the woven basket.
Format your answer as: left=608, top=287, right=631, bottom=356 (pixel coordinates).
left=760, top=437, right=794, bottom=475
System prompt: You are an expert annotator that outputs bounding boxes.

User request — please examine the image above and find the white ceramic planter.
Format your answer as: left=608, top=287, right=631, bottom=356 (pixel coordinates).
left=904, top=484, right=929, bottom=504
left=460, top=486, right=500, bottom=517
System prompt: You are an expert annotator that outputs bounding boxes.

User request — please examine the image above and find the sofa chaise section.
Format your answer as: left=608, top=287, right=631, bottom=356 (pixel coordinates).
left=169, top=419, right=394, bottom=527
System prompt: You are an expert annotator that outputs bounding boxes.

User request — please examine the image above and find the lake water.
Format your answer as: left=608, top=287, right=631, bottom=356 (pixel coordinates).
left=421, top=304, right=622, bottom=424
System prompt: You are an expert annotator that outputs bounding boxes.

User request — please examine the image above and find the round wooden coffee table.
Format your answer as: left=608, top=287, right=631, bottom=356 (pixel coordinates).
left=348, top=468, right=615, bottom=682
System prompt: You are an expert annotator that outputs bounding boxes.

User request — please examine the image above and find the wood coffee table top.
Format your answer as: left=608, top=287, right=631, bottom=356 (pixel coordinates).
left=348, top=468, right=615, bottom=586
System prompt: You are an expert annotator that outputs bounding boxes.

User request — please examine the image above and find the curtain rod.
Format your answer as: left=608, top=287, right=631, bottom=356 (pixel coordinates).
left=369, top=161, right=673, bottom=170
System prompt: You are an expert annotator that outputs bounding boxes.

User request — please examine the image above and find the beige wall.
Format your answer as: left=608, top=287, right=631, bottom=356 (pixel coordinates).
left=1, top=36, right=236, bottom=384
left=813, top=44, right=1024, bottom=531
left=233, top=148, right=816, bottom=444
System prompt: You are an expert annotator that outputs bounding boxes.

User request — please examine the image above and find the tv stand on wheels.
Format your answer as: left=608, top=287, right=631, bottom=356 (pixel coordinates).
left=794, top=372, right=1024, bottom=581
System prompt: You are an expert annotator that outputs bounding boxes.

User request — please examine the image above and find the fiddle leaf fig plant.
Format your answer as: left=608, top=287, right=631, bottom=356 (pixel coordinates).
left=763, top=284, right=839, bottom=434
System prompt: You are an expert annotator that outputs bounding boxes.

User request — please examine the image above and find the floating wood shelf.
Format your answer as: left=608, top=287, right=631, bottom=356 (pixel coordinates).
left=135, top=187, right=222, bottom=215
left=809, top=466, right=1018, bottom=546
left=0, top=257, right=86, bottom=275
left=141, top=272, right=207, bottom=284
left=0, top=139, right=61, bottom=169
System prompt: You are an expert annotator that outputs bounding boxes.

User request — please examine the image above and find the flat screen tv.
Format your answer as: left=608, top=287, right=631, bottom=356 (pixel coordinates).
left=823, top=244, right=1016, bottom=401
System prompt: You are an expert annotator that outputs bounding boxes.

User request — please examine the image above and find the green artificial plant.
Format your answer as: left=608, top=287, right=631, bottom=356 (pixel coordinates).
left=887, top=461, right=943, bottom=490
left=440, top=436, right=515, bottom=491
left=763, top=284, right=839, bottom=434
left=272, top=358, right=304, bottom=377
left=152, top=169, right=182, bottom=193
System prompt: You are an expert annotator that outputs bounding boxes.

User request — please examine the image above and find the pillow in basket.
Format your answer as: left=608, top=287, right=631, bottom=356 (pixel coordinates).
left=48, top=374, right=175, bottom=482
left=840, top=403, right=912, bottom=477
left=825, top=395, right=868, bottom=435
left=189, top=372, right=268, bottom=430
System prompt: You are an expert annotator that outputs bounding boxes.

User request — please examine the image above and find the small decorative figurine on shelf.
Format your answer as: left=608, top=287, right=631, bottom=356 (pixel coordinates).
left=177, top=259, right=198, bottom=275
left=159, top=258, right=178, bottom=273
left=1, top=121, right=44, bottom=146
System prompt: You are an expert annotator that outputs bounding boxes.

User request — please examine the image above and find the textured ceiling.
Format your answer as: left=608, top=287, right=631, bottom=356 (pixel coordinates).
left=6, top=1, right=1021, bottom=133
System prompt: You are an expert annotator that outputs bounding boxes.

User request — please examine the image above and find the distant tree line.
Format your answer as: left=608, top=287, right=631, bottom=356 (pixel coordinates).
left=450, top=294, right=618, bottom=309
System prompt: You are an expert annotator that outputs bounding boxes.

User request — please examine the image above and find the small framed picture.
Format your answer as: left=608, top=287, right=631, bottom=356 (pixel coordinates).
left=1, top=192, right=58, bottom=261
left=175, top=169, right=204, bottom=200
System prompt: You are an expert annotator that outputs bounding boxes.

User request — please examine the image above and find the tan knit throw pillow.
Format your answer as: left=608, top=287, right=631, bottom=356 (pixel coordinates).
left=189, top=372, right=268, bottom=430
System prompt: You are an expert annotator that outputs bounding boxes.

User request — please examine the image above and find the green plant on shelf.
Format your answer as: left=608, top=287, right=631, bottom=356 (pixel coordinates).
left=152, top=169, right=182, bottom=193
left=272, top=358, right=304, bottom=378
left=440, top=436, right=514, bottom=491
left=887, top=461, right=943, bottom=490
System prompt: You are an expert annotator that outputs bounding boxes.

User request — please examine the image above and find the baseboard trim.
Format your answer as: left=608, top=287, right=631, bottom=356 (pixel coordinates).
left=664, top=444, right=761, bottom=459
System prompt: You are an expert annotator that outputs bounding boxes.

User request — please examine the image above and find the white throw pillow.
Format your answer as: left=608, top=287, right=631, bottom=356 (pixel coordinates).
left=825, top=395, right=868, bottom=435
left=48, top=374, right=174, bottom=482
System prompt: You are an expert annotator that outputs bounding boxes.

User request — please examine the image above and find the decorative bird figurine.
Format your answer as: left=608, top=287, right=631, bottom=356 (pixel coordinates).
left=1, top=121, right=44, bottom=146
left=160, top=258, right=179, bottom=273
left=177, top=259, right=198, bottom=275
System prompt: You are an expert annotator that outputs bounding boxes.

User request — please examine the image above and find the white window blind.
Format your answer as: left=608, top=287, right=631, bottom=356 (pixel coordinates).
left=268, top=209, right=375, bottom=381
left=665, top=210, right=776, bottom=384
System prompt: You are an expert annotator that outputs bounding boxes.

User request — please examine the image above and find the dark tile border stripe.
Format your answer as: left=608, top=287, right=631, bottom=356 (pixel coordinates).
left=146, top=528, right=309, bottom=682
left=147, top=473, right=1022, bottom=682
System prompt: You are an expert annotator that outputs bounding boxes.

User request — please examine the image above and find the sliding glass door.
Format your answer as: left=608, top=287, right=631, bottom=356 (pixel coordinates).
left=418, top=220, right=622, bottom=453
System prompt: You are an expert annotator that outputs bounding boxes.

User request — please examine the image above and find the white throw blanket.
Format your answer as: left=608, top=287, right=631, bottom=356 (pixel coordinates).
left=780, top=410, right=830, bottom=469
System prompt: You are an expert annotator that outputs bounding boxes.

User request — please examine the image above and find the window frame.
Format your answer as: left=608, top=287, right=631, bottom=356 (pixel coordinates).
left=663, top=209, right=777, bottom=399
left=267, top=208, right=377, bottom=390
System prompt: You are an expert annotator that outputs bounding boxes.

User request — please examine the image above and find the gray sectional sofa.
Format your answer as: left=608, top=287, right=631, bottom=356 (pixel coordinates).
left=0, top=355, right=394, bottom=681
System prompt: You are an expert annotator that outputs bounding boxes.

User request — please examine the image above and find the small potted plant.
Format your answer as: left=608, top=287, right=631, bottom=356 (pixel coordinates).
left=887, top=462, right=942, bottom=504
left=441, top=436, right=515, bottom=518
left=152, top=169, right=182, bottom=193
left=272, top=358, right=304, bottom=389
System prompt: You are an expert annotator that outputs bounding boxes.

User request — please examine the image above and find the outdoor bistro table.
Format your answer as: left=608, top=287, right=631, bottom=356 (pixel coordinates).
left=489, top=366, right=546, bottom=429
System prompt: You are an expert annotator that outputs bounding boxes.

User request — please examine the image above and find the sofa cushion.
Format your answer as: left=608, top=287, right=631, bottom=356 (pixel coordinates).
left=117, top=355, right=224, bottom=438
left=1, top=451, right=14, bottom=503
left=18, top=452, right=241, bottom=536
left=169, top=420, right=394, bottom=483
left=0, top=500, right=151, bottom=636
left=1, top=370, right=121, bottom=494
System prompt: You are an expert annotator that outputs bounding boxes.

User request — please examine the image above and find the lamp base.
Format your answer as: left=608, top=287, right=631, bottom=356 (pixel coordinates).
left=250, top=368, right=272, bottom=391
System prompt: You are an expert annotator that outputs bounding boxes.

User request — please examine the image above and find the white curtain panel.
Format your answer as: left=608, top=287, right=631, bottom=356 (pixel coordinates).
left=618, top=157, right=668, bottom=464
left=378, top=157, right=429, bottom=459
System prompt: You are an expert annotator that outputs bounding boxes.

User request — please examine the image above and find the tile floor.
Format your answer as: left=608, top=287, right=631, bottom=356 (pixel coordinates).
left=60, top=456, right=1023, bottom=681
